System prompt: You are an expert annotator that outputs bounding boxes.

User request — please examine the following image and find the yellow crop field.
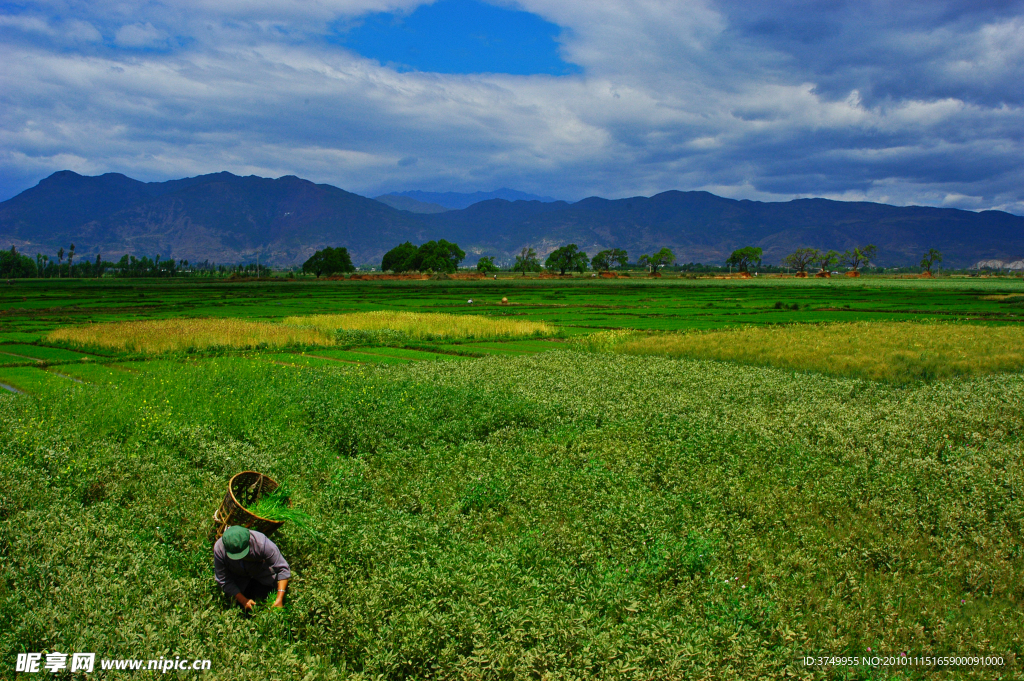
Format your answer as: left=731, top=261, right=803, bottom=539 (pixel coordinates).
left=582, top=322, right=1024, bottom=383
left=284, top=311, right=554, bottom=340
left=47, top=318, right=334, bottom=353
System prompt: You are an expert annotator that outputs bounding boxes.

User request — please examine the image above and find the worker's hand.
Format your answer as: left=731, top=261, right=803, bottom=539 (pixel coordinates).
left=271, top=598, right=284, bottom=608
left=243, top=598, right=256, bottom=613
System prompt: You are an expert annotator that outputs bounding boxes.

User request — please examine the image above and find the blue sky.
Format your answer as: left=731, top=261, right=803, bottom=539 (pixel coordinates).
left=334, top=0, right=578, bottom=75
left=1, top=0, right=1023, bottom=214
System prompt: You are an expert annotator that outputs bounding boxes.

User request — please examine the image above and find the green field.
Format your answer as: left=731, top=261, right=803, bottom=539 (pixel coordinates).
left=1, top=277, right=1023, bottom=679
left=2, top=276, right=1024, bottom=338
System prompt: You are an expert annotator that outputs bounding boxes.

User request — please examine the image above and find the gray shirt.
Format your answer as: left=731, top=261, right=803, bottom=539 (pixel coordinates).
left=213, top=529, right=291, bottom=598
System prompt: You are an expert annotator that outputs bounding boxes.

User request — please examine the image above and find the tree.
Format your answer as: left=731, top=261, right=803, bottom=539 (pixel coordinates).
left=637, top=247, right=675, bottom=274
left=415, top=240, right=465, bottom=273
left=95, top=253, right=103, bottom=278
left=591, top=248, right=628, bottom=272
left=512, top=247, right=542, bottom=275
left=381, top=240, right=465, bottom=273
left=839, top=244, right=877, bottom=272
left=476, top=256, right=499, bottom=273
left=545, top=244, right=589, bottom=275
left=816, top=249, right=839, bottom=273
left=783, top=247, right=820, bottom=274
left=381, top=242, right=419, bottom=272
left=920, top=248, right=943, bottom=274
left=726, top=246, right=762, bottom=272
left=0, top=246, right=37, bottom=278
left=303, top=247, right=355, bottom=278
left=68, top=243, right=75, bottom=277
left=57, top=247, right=64, bottom=278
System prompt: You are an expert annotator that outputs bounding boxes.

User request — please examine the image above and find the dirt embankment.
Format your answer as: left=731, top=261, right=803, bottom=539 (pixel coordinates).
left=341, top=273, right=429, bottom=281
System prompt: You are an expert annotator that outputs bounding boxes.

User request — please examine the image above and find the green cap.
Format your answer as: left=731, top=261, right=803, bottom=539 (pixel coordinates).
left=222, top=526, right=250, bottom=560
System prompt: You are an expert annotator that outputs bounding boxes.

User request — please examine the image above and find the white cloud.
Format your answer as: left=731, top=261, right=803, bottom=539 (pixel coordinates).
left=64, top=20, right=102, bottom=43
left=0, top=0, right=1021, bottom=213
left=0, top=14, right=55, bottom=35
left=114, top=22, right=168, bottom=49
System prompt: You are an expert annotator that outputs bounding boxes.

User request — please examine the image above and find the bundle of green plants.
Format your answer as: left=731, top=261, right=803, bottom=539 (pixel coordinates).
left=245, top=486, right=318, bottom=536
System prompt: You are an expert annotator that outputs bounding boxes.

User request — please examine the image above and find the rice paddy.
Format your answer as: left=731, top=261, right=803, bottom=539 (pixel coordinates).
left=578, top=321, right=1024, bottom=383
left=42, top=312, right=556, bottom=358
left=46, top=318, right=335, bottom=353
left=283, top=310, right=556, bottom=340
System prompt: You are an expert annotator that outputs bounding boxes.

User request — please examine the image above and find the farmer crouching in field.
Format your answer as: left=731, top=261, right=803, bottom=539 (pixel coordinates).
left=214, top=525, right=291, bottom=612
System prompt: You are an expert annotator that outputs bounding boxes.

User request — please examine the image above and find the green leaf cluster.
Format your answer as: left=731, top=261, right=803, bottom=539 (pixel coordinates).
left=246, top=486, right=319, bottom=536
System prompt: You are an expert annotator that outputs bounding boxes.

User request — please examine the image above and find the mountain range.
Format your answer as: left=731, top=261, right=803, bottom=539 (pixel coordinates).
left=2, top=170, right=1022, bottom=269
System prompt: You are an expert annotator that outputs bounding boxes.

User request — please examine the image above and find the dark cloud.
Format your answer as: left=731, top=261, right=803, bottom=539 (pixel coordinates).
left=718, top=0, right=1024, bottom=106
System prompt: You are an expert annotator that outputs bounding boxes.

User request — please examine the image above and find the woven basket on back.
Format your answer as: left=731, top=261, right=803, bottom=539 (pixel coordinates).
left=212, top=471, right=286, bottom=540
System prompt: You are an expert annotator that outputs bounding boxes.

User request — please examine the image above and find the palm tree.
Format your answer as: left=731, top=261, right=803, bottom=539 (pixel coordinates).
left=57, top=247, right=64, bottom=278
left=68, top=243, right=75, bottom=278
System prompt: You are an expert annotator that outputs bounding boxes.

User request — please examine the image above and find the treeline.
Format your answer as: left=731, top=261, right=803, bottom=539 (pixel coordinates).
left=299, top=241, right=901, bottom=277
left=101, top=256, right=271, bottom=278
left=4, top=241, right=953, bottom=280
left=301, top=242, right=467, bottom=278
left=1, top=244, right=272, bottom=279
left=368, top=242, right=681, bottom=276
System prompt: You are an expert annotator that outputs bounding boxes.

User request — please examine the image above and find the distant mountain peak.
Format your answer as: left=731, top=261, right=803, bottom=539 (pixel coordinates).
left=383, top=188, right=561, bottom=210
left=373, top=194, right=450, bottom=214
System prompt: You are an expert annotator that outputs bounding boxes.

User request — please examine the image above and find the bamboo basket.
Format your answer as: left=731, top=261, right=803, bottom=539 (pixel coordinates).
left=212, top=471, right=287, bottom=540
